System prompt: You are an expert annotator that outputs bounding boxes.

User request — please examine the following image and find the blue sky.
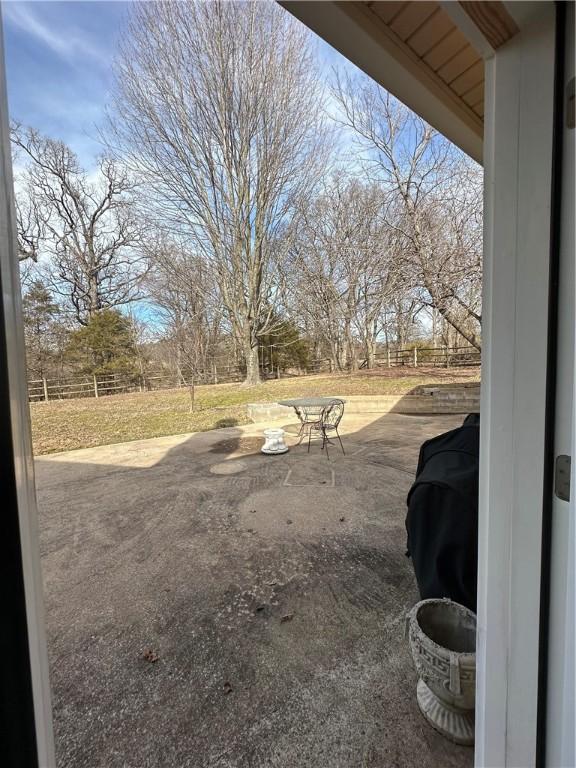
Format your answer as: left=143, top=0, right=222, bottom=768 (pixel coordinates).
left=3, top=1, right=132, bottom=168
left=3, top=0, right=358, bottom=172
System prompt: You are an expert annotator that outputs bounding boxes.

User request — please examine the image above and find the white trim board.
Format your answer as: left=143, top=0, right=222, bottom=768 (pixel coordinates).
left=476, top=7, right=556, bottom=766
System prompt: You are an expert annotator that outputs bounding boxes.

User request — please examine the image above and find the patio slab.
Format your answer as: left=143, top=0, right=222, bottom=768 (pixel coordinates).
left=35, top=412, right=474, bottom=768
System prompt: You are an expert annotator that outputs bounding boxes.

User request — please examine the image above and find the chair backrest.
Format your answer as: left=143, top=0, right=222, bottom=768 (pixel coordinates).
left=322, top=399, right=345, bottom=428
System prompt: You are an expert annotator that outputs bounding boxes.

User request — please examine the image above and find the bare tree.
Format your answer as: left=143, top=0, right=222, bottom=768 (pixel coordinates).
left=108, top=0, right=329, bottom=384
left=333, top=77, right=483, bottom=350
left=11, top=140, right=44, bottom=263
left=380, top=295, right=424, bottom=350
left=288, top=176, right=404, bottom=370
left=11, top=124, right=148, bottom=325
left=147, top=240, right=222, bottom=390
left=15, top=184, right=44, bottom=263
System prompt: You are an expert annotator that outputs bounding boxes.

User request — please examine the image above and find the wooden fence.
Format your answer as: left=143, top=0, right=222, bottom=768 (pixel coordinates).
left=27, top=371, right=230, bottom=402
left=27, top=346, right=480, bottom=403
left=28, top=374, right=137, bottom=402
left=358, top=345, right=481, bottom=369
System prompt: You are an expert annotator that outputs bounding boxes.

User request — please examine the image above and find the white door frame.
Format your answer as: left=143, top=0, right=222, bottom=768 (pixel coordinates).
left=0, top=16, right=55, bottom=768
left=544, top=2, right=575, bottom=765
left=476, top=5, right=558, bottom=766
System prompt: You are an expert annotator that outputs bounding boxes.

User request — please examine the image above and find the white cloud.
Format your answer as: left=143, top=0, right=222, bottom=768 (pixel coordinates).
left=2, top=2, right=106, bottom=65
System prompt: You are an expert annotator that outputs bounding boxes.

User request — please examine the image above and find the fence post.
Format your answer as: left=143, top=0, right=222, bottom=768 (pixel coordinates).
left=42, top=377, right=49, bottom=402
left=413, top=348, right=418, bottom=367
left=445, top=346, right=450, bottom=368
left=93, top=374, right=99, bottom=398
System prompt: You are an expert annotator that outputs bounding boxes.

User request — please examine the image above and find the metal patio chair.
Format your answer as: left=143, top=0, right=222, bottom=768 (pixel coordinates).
left=308, top=399, right=345, bottom=458
left=294, top=403, right=324, bottom=445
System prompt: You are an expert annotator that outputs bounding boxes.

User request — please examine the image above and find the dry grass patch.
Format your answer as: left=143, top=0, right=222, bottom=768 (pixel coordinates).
left=30, top=367, right=480, bottom=454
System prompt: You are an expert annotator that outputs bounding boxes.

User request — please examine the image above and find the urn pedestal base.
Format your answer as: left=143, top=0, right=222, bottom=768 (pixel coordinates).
left=416, top=679, right=475, bottom=746
left=407, top=599, right=476, bottom=747
left=261, top=428, right=289, bottom=455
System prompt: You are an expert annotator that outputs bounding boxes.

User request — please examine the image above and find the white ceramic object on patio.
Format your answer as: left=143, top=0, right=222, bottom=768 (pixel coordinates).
left=406, top=598, right=476, bottom=746
left=261, top=428, right=289, bottom=455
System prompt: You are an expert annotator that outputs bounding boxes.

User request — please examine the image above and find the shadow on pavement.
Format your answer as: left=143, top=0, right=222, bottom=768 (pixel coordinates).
left=34, top=385, right=475, bottom=768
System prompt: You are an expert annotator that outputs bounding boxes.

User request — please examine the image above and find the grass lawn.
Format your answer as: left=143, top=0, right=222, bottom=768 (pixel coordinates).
left=30, top=367, right=480, bottom=454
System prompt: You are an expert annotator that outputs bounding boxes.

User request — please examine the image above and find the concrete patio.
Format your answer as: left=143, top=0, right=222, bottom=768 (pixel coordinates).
left=35, top=410, right=474, bottom=768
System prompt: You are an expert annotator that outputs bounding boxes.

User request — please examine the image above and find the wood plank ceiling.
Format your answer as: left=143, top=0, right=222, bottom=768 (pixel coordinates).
left=358, top=1, right=486, bottom=118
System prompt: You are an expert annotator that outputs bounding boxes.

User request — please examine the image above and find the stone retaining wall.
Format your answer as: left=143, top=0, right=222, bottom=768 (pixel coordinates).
left=247, top=386, right=480, bottom=422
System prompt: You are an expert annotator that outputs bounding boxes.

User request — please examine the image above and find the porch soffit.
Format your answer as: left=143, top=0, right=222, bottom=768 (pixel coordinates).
left=361, top=1, right=486, bottom=120
left=281, top=1, right=519, bottom=162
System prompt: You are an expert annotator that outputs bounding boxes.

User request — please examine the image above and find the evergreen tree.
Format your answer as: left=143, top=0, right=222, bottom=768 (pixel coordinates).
left=66, top=309, right=139, bottom=376
left=259, top=315, right=310, bottom=374
left=21, top=280, right=64, bottom=378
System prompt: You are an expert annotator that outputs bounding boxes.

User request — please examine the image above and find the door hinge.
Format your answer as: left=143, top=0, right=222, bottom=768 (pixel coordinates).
left=554, top=455, right=571, bottom=501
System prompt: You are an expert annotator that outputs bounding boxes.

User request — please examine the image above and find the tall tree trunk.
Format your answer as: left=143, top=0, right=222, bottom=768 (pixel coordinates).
left=175, top=345, right=183, bottom=385
left=243, top=335, right=260, bottom=386
left=397, top=323, right=406, bottom=350
left=188, top=376, right=195, bottom=413
left=348, top=347, right=358, bottom=371
left=365, top=336, right=376, bottom=369
left=328, top=332, right=342, bottom=372
left=345, top=323, right=357, bottom=371
left=337, top=338, right=347, bottom=371
left=88, top=259, right=99, bottom=318
left=364, top=316, right=378, bottom=368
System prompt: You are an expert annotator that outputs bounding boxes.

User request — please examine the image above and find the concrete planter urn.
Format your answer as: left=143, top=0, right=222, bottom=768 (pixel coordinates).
left=406, top=598, right=476, bottom=745
left=261, top=428, right=289, bottom=455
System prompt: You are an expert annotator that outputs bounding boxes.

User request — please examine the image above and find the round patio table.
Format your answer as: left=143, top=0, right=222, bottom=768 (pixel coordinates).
left=278, top=397, right=346, bottom=444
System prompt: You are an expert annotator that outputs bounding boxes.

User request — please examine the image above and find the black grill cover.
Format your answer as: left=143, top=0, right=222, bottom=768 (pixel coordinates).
left=405, top=413, right=479, bottom=612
